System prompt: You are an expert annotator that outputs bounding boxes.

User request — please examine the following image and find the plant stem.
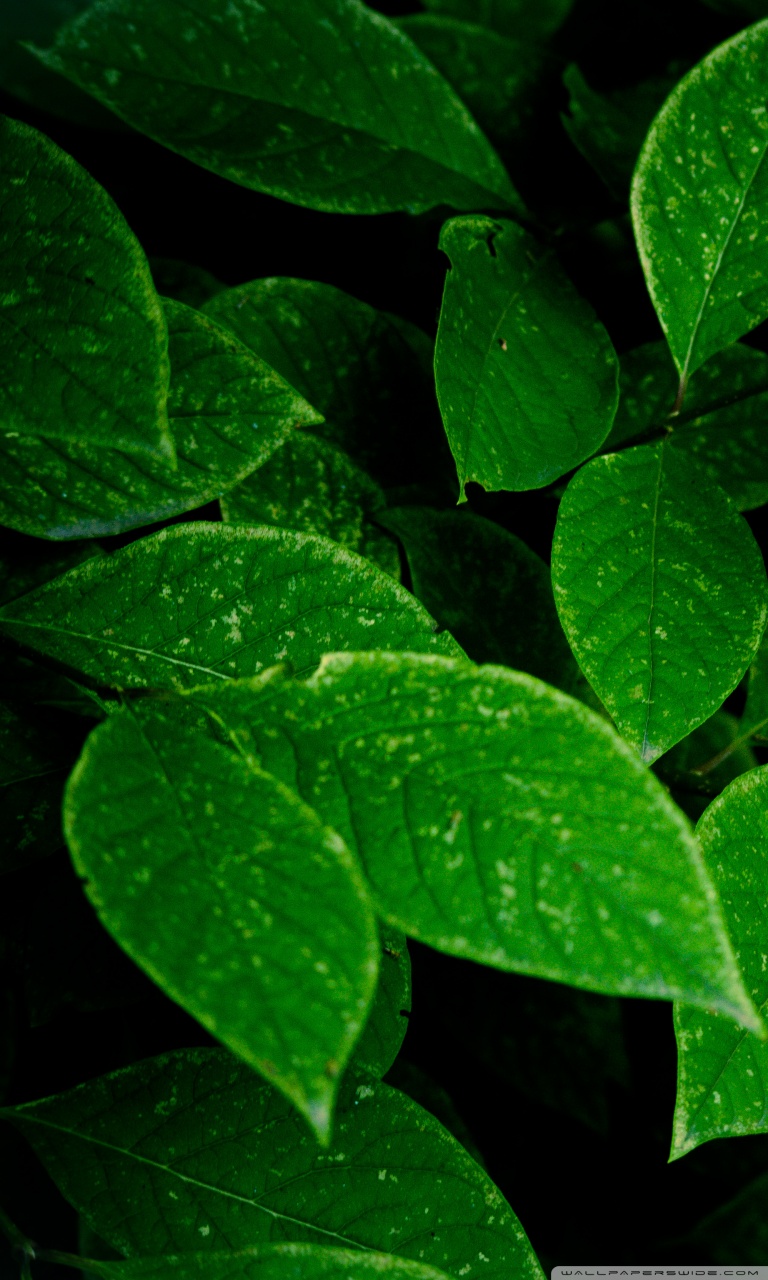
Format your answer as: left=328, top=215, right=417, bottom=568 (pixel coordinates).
left=0, top=1207, right=34, bottom=1255
left=691, top=716, right=768, bottom=777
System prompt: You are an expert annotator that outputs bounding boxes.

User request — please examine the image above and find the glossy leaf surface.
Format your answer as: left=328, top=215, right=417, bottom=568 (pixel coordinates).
left=672, top=766, right=768, bottom=1160
left=4, top=1049, right=544, bottom=1280
left=190, top=652, right=758, bottom=1025
left=0, top=115, right=171, bottom=460
left=420, top=0, right=574, bottom=40
left=0, top=300, right=319, bottom=540
left=81, top=1245, right=453, bottom=1280
left=435, top=216, right=618, bottom=494
left=0, top=524, right=460, bottom=690
left=379, top=506, right=580, bottom=693
left=552, top=442, right=768, bottom=762
left=35, top=0, right=520, bottom=216
left=221, top=434, right=399, bottom=579
left=605, top=341, right=768, bottom=511
left=64, top=702, right=378, bottom=1140
left=632, top=21, right=768, bottom=381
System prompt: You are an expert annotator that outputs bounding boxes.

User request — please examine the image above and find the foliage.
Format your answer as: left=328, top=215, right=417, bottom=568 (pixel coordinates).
left=4, top=0, right=768, bottom=1271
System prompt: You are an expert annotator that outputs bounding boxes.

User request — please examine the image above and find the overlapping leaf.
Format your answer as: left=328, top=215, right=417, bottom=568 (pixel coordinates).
left=349, top=927, right=411, bottom=1079
left=0, top=300, right=319, bottom=540
left=0, top=116, right=171, bottom=459
left=606, top=341, right=768, bottom=511
left=188, top=651, right=758, bottom=1025
left=64, top=701, right=378, bottom=1140
left=221, top=435, right=400, bottom=579
left=0, top=0, right=119, bottom=126
left=672, top=766, right=768, bottom=1160
left=33, top=0, right=520, bottom=216
left=421, top=0, right=573, bottom=40
left=0, top=523, right=461, bottom=690
left=80, top=1245, right=454, bottom=1280
left=2, top=1048, right=544, bottom=1280
left=654, top=710, right=757, bottom=823
left=435, top=216, right=618, bottom=495
left=552, top=441, right=768, bottom=762
left=631, top=21, right=768, bottom=384
left=0, top=701, right=72, bottom=873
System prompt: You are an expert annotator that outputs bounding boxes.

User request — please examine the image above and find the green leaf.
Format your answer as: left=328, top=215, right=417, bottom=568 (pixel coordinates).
left=64, top=702, right=379, bottom=1141
left=0, top=299, right=322, bottom=540
left=2, top=1048, right=544, bottom=1280
left=0, top=523, right=461, bottom=690
left=605, top=340, right=768, bottom=511
left=654, top=709, right=758, bottom=823
left=743, top=622, right=768, bottom=737
left=385, top=1061, right=484, bottom=1167
left=562, top=66, right=675, bottom=201
left=420, top=0, right=574, bottom=41
left=396, top=16, right=548, bottom=153
left=80, top=1244, right=454, bottom=1280
left=435, top=216, right=618, bottom=495
left=33, top=0, right=520, bottom=217
left=672, top=765, right=768, bottom=1160
left=149, top=259, right=225, bottom=310
left=378, top=506, right=581, bottom=694
left=552, top=441, right=768, bottom=762
left=203, top=278, right=456, bottom=494
left=221, top=435, right=400, bottom=580
left=349, top=928, right=411, bottom=1080
left=0, top=700, right=72, bottom=873
left=0, top=115, right=171, bottom=461
left=631, top=21, right=768, bottom=384
left=701, top=0, right=768, bottom=18
left=188, top=651, right=759, bottom=1026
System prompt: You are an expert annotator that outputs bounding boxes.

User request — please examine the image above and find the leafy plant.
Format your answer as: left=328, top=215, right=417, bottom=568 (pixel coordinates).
left=5, top=0, right=768, bottom=1272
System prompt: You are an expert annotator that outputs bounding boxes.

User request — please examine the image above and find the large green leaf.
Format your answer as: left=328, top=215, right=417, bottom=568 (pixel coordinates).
left=33, top=0, right=520, bottom=217
left=435, top=216, right=618, bottom=495
left=552, top=441, right=768, bottom=762
left=672, top=766, right=768, bottom=1160
left=0, top=700, right=72, bottom=873
left=0, top=524, right=461, bottom=690
left=0, top=116, right=171, bottom=460
left=0, top=300, right=320, bottom=540
left=203, top=278, right=455, bottom=494
left=605, top=340, right=768, bottom=511
left=420, top=0, right=574, bottom=40
left=349, top=928, right=411, bottom=1080
left=188, top=652, right=759, bottom=1026
left=80, top=1245, right=454, bottom=1280
left=378, top=506, right=580, bottom=694
left=2, top=1049, right=544, bottom=1280
left=631, top=21, right=768, bottom=386
left=221, top=435, right=400, bottom=580
left=64, top=701, right=378, bottom=1141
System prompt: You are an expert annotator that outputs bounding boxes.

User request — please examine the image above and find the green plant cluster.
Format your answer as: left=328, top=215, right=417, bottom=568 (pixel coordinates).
left=4, top=0, right=768, bottom=1273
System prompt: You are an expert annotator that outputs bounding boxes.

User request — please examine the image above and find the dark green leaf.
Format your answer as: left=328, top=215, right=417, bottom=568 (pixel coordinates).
left=221, top=435, right=400, bottom=579
left=0, top=700, right=71, bottom=873
left=378, top=506, right=581, bottom=694
left=552, top=441, right=768, bottom=762
left=420, top=0, right=574, bottom=41
left=3, top=1048, right=544, bottom=1280
left=149, top=259, right=225, bottom=310
left=384, top=1061, right=484, bottom=1167
left=435, top=216, right=618, bottom=494
left=34, top=0, right=520, bottom=217
left=743, top=622, right=768, bottom=737
left=654, top=710, right=757, bottom=823
left=64, top=702, right=379, bottom=1140
left=0, top=299, right=320, bottom=540
left=81, top=1244, right=454, bottom=1280
left=0, top=523, right=461, bottom=689
left=350, top=928, right=411, bottom=1080
left=672, top=766, right=768, bottom=1160
left=631, top=21, right=768, bottom=384
left=685, top=1171, right=768, bottom=1263
left=700, top=0, right=768, bottom=17
left=188, top=652, right=759, bottom=1026
left=605, top=340, right=768, bottom=511
left=203, top=278, right=456, bottom=494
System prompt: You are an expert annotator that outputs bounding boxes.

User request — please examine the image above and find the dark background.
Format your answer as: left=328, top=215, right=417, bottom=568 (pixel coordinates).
left=3, top=0, right=768, bottom=1270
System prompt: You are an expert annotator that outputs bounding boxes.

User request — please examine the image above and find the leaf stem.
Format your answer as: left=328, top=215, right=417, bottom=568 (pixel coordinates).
left=691, top=715, right=768, bottom=777
left=671, top=372, right=688, bottom=416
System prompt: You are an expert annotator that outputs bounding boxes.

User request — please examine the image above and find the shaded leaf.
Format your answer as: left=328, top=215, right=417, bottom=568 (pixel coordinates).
left=221, top=435, right=400, bottom=579
left=0, top=300, right=320, bottom=540
left=80, top=1244, right=454, bottom=1280
left=0, top=523, right=461, bottom=690
left=685, top=1170, right=768, bottom=1263
left=378, top=506, right=581, bottom=694
left=203, top=278, right=456, bottom=494
left=0, top=115, right=171, bottom=460
left=0, top=700, right=72, bottom=873
left=350, top=928, right=411, bottom=1080
left=0, top=531, right=101, bottom=607
left=435, top=216, right=618, bottom=495
left=188, top=651, right=759, bottom=1026
left=420, top=0, right=574, bottom=41
left=631, top=21, right=768, bottom=383
left=672, top=766, right=768, bottom=1160
left=654, top=709, right=757, bottom=824
left=34, top=0, right=520, bottom=217
left=3, top=1048, right=544, bottom=1280
left=743, top=622, right=768, bottom=737
left=605, top=340, right=768, bottom=511
left=64, top=701, right=379, bottom=1140
left=552, top=441, right=768, bottom=762
left=149, top=259, right=225, bottom=310
left=384, top=1061, right=484, bottom=1167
